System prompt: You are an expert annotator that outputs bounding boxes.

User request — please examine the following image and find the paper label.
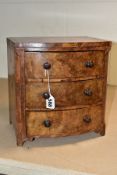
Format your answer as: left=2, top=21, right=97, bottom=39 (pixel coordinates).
left=46, top=95, right=55, bottom=109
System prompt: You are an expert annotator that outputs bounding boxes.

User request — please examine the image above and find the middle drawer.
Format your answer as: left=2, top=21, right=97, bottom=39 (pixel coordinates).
left=26, top=79, right=104, bottom=109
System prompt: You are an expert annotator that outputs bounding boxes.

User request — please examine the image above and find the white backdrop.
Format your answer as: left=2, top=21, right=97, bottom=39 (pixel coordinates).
left=0, top=0, right=117, bottom=85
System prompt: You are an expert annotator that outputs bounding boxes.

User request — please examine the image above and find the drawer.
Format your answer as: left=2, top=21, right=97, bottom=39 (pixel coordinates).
left=26, top=79, right=104, bottom=109
left=26, top=105, right=103, bottom=137
left=25, top=51, right=105, bottom=79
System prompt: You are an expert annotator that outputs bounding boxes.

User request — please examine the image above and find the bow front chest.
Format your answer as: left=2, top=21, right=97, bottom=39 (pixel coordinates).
left=7, top=37, right=112, bottom=146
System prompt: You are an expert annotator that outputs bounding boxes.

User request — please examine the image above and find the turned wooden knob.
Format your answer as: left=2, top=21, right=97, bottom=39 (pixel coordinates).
left=43, top=62, right=51, bottom=69
left=43, top=120, right=51, bottom=127
left=84, top=88, right=93, bottom=96
left=83, top=115, right=92, bottom=123
left=85, top=61, right=94, bottom=68
left=43, top=92, right=50, bottom=99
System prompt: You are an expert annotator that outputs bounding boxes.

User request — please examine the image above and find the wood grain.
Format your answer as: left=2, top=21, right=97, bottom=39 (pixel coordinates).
left=25, top=51, right=105, bottom=79
left=26, top=79, right=104, bottom=109
left=7, top=42, right=26, bottom=146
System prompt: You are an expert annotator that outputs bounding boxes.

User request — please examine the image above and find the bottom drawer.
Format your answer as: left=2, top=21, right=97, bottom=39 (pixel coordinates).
left=26, top=105, right=104, bottom=137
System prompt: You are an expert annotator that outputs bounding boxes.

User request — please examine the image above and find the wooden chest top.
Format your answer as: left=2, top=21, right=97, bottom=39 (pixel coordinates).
left=7, top=36, right=111, bottom=51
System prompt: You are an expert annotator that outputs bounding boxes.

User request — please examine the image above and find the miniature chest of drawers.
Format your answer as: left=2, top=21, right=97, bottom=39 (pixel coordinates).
left=7, top=37, right=112, bottom=146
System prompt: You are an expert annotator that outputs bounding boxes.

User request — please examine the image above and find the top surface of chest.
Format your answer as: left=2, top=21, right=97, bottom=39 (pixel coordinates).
left=7, top=36, right=111, bottom=51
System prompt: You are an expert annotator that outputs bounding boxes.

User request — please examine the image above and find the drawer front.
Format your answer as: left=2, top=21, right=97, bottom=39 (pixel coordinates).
left=26, top=105, right=103, bottom=137
left=26, top=79, right=104, bottom=109
left=25, top=51, right=105, bottom=79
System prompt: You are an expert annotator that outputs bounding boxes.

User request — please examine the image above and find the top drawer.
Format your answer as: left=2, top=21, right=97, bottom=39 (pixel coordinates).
left=25, top=51, right=105, bottom=80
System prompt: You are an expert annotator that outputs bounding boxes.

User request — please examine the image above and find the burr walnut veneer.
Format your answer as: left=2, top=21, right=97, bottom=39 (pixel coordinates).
left=7, top=37, right=111, bottom=146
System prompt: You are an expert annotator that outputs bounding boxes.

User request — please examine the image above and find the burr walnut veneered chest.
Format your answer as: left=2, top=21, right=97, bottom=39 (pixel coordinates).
left=7, top=37, right=112, bottom=146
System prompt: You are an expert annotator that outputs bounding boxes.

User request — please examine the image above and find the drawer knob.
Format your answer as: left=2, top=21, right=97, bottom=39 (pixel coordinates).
left=43, top=92, right=50, bottom=99
left=43, top=120, right=51, bottom=127
left=85, top=61, right=94, bottom=68
left=84, top=88, right=93, bottom=96
left=83, top=115, right=92, bottom=123
left=43, top=62, right=51, bottom=69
